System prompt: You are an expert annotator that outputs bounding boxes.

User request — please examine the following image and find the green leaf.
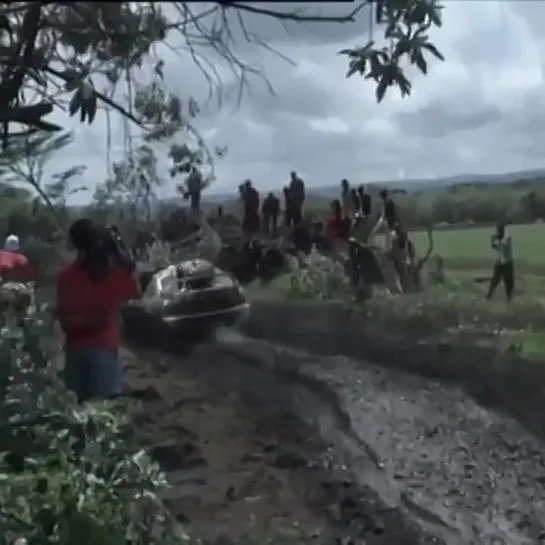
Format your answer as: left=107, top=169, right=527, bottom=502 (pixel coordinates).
left=154, top=60, right=164, bottom=80
left=413, top=51, right=427, bottom=74
left=65, top=77, right=80, bottom=92
left=429, top=5, right=443, bottom=27
left=376, top=76, right=389, bottom=103
left=68, top=90, right=82, bottom=117
left=346, top=59, right=365, bottom=79
left=86, top=93, right=97, bottom=124
left=422, top=42, right=445, bottom=61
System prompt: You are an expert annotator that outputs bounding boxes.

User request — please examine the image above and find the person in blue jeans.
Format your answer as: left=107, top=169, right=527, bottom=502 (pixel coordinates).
left=56, top=219, right=140, bottom=402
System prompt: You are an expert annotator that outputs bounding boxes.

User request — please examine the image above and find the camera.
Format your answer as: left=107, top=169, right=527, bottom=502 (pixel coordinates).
left=103, top=224, right=135, bottom=269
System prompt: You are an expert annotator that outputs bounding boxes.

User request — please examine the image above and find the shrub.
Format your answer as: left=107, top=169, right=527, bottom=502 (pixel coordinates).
left=288, top=250, right=349, bottom=300
left=0, top=303, right=188, bottom=545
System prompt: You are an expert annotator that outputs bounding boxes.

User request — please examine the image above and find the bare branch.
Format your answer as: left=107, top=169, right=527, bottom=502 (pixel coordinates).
left=221, top=1, right=368, bottom=23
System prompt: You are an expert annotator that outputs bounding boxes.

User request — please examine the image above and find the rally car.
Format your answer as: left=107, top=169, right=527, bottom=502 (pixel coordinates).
left=121, top=258, right=250, bottom=346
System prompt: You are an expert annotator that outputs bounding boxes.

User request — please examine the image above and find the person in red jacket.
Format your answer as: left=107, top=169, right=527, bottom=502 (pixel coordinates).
left=57, top=219, right=140, bottom=402
left=0, top=244, right=35, bottom=283
left=325, top=199, right=351, bottom=242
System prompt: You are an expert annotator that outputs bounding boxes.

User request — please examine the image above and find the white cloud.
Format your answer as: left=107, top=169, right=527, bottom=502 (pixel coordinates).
left=29, top=0, right=545, bottom=203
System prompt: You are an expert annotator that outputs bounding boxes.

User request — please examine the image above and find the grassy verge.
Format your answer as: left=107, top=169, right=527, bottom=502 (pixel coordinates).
left=245, top=275, right=545, bottom=439
left=246, top=272, right=545, bottom=359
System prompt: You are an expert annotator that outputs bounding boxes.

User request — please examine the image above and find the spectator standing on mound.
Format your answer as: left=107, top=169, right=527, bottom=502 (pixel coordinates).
left=56, top=219, right=140, bottom=402
left=487, top=223, right=514, bottom=302
left=262, top=192, right=279, bottom=236
left=283, top=186, right=294, bottom=228
left=185, top=166, right=203, bottom=214
left=371, top=188, right=399, bottom=249
left=358, top=185, right=372, bottom=220
left=288, top=171, right=305, bottom=225
left=241, top=180, right=260, bottom=241
left=350, top=187, right=360, bottom=217
left=325, top=199, right=351, bottom=243
left=340, top=179, right=353, bottom=219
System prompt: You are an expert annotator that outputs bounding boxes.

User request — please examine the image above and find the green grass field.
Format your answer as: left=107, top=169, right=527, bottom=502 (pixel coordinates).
left=410, top=223, right=545, bottom=273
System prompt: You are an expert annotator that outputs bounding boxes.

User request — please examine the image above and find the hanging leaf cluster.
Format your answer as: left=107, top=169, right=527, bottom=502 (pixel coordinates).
left=67, top=81, right=97, bottom=124
left=340, top=0, right=444, bottom=103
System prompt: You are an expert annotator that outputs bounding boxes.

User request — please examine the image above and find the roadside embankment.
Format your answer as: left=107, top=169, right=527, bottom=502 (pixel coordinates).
left=241, top=300, right=545, bottom=441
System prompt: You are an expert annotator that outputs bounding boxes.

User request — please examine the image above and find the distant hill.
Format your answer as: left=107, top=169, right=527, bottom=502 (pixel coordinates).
left=307, top=169, right=545, bottom=199
left=194, top=168, right=545, bottom=204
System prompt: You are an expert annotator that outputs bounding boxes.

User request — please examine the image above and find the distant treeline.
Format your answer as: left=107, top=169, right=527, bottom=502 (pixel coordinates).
left=3, top=176, right=545, bottom=241
left=399, top=179, right=545, bottom=229
left=303, top=178, right=545, bottom=229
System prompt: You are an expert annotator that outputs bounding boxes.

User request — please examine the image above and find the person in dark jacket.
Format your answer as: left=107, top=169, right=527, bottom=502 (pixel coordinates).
left=241, top=180, right=260, bottom=239
left=262, top=192, right=279, bottom=236
left=185, top=167, right=203, bottom=213
left=283, top=186, right=293, bottom=228
left=288, top=171, right=305, bottom=225
left=371, top=188, right=399, bottom=249
left=350, top=188, right=360, bottom=216
left=340, top=179, right=352, bottom=219
left=358, top=185, right=372, bottom=219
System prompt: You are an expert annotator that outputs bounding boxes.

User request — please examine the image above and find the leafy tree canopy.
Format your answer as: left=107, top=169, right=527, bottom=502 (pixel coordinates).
left=0, top=1, right=443, bottom=145
left=0, top=0, right=443, bottom=231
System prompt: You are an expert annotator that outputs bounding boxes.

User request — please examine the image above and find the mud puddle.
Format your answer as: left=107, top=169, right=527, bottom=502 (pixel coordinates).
left=123, top=339, right=437, bottom=545
left=216, top=330, right=545, bottom=545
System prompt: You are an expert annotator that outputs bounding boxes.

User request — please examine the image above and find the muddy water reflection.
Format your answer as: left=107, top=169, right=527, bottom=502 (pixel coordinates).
left=216, top=329, right=545, bottom=545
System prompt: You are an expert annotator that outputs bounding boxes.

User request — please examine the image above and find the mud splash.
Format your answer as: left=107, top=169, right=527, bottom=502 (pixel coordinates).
left=215, top=328, right=545, bottom=545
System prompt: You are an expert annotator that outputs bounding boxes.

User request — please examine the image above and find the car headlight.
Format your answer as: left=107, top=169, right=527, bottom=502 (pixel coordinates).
left=231, top=278, right=244, bottom=294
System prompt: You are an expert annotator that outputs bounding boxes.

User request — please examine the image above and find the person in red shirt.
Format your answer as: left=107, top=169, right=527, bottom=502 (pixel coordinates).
left=57, top=219, right=140, bottom=402
left=0, top=246, right=35, bottom=283
left=325, top=199, right=351, bottom=242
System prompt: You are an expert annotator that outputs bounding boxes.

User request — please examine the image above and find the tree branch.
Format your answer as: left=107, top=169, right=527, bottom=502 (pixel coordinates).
left=221, top=1, right=369, bottom=23
left=44, top=66, right=146, bottom=128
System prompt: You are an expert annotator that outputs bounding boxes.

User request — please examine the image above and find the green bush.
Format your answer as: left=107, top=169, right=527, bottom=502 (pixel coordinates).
left=0, top=305, right=188, bottom=545
left=288, top=250, right=350, bottom=300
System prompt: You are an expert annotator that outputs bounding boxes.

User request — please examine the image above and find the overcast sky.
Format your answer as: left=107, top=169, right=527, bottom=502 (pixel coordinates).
left=40, top=1, right=545, bottom=202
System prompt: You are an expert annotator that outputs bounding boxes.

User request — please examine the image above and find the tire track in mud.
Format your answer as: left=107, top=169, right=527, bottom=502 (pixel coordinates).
left=125, top=336, right=445, bottom=545
left=215, top=329, right=545, bottom=545
left=216, top=341, right=461, bottom=543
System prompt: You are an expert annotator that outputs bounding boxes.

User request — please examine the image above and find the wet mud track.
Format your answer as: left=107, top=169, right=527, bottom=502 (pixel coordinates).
left=125, top=332, right=545, bottom=545
left=125, top=340, right=434, bottom=545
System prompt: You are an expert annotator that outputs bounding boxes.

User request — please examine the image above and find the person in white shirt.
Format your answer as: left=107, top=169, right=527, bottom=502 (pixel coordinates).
left=486, top=223, right=514, bottom=301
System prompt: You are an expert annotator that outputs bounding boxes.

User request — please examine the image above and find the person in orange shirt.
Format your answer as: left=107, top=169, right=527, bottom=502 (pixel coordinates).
left=56, top=219, right=140, bottom=402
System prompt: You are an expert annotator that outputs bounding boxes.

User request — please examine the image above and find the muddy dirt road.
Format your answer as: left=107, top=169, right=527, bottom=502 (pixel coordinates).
left=128, top=329, right=545, bottom=545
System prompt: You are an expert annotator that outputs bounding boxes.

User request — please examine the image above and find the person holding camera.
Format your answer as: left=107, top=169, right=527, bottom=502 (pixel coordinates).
left=56, top=218, right=140, bottom=402
left=486, top=223, right=514, bottom=302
